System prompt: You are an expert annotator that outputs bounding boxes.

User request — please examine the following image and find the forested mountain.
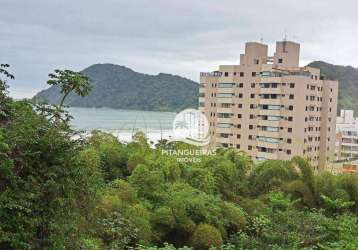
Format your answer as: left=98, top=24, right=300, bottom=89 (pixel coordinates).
left=33, top=64, right=199, bottom=112
left=309, top=61, right=358, bottom=113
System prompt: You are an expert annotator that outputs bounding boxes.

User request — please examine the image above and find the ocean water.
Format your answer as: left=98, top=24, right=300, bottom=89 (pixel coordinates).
left=68, top=107, right=176, bottom=143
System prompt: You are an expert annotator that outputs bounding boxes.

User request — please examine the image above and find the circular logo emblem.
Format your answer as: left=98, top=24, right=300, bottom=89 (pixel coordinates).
left=172, top=109, right=210, bottom=146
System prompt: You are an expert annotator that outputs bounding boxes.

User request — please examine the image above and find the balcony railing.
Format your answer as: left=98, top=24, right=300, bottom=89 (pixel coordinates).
left=200, top=71, right=222, bottom=77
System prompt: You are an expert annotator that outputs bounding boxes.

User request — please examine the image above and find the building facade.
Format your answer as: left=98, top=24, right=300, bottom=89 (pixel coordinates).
left=336, top=110, right=358, bottom=161
left=199, top=41, right=338, bottom=171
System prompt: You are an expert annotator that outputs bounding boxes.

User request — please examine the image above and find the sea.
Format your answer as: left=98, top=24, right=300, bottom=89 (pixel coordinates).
left=68, top=107, right=176, bottom=144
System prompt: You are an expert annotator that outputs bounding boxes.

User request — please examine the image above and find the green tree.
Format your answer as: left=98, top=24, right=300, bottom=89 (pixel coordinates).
left=190, top=224, right=223, bottom=250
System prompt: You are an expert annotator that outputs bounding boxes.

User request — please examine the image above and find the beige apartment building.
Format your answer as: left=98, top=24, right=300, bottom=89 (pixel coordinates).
left=199, top=40, right=338, bottom=171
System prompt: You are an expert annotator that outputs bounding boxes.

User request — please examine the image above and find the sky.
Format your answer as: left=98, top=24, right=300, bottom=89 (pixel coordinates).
left=1, top=0, right=358, bottom=99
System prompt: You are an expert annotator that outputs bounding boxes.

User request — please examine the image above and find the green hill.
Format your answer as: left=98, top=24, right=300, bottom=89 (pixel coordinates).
left=33, top=64, right=199, bottom=112
left=309, top=61, right=358, bottom=113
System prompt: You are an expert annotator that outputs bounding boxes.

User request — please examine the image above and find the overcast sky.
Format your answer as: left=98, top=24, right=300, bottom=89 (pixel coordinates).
left=1, top=0, right=358, bottom=98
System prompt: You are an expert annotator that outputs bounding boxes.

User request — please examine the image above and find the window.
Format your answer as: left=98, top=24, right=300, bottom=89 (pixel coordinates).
left=250, top=104, right=255, bottom=109
left=237, top=114, right=242, bottom=118
left=237, top=134, right=241, bottom=139
left=288, top=117, right=293, bottom=121
left=250, top=93, right=255, bottom=98
left=240, top=72, right=244, bottom=77
left=248, top=135, right=253, bottom=140
left=289, top=94, right=294, bottom=99
left=238, top=93, right=243, bottom=98
left=252, top=72, right=256, bottom=77
left=249, top=125, right=253, bottom=130
left=236, top=144, right=240, bottom=149
left=248, top=145, right=252, bottom=150
left=287, top=138, right=292, bottom=144
left=278, top=58, right=283, bottom=63
left=224, top=72, right=229, bottom=77
left=251, top=83, right=255, bottom=88
left=238, top=104, right=242, bottom=108
left=288, top=105, right=293, bottom=111
left=238, top=83, right=243, bottom=88
left=287, top=149, right=291, bottom=154
left=288, top=128, right=292, bottom=132
left=249, top=114, right=255, bottom=119
left=290, top=83, right=295, bottom=88
left=237, top=124, right=241, bottom=129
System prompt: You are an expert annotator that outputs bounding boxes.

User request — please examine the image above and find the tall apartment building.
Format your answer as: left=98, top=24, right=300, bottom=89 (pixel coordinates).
left=199, top=40, right=338, bottom=171
left=336, top=110, right=358, bottom=161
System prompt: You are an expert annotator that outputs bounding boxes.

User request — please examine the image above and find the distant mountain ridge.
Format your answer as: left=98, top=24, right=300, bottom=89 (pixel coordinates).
left=34, top=61, right=358, bottom=114
left=33, top=64, right=199, bottom=112
left=308, top=61, right=358, bottom=114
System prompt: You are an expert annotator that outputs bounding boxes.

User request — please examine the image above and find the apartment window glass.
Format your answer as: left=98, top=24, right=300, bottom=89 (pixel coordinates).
left=290, top=83, right=295, bottom=88
left=288, top=128, right=292, bottom=132
left=240, top=72, right=244, bottom=77
left=224, top=72, right=229, bottom=77
left=251, top=93, right=255, bottom=98
left=252, top=72, right=256, bottom=77
left=289, top=94, right=294, bottom=99
left=278, top=58, right=283, bottom=63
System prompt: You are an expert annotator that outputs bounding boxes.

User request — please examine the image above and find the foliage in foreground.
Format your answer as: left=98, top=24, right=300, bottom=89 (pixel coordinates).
left=2, top=64, right=358, bottom=249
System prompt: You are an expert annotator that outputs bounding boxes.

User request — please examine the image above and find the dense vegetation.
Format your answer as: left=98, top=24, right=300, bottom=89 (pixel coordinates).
left=309, top=61, right=358, bottom=113
left=33, top=64, right=199, bottom=112
left=3, top=64, right=358, bottom=249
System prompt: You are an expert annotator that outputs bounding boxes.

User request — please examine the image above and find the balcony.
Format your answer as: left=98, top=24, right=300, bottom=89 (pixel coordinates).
left=218, top=88, right=234, bottom=94
left=257, top=140, right=280, bottom=149
left=200, top=71, right=222, bottom=77
left=258, top=130, right=280, bottom=138
left=258, top=119, right=281, bottom=127
left=259, top=88, right=282, bottom=95
left=217, top=117, right=232, bottom=123
left=216, top=127, right=233, bottom=134
left=199, top=88, right=206, bottom=93
left=259, top=99, right=281, bottom=106
left=217, top=97, right=233, bottom=103
left=259, top=109, right=282, bottom=116
left=216, top=136, right=232, bottom=144
left=257, top=151, right=278, bottom=160
left=260, top=77, right=282, bottom=83
left=198, top=97, right=205, bottom=103
left=217, top=107, right=233, bottom=113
